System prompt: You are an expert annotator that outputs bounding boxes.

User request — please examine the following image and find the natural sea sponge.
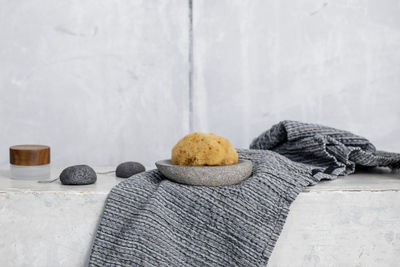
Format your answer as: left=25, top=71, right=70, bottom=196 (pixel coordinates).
left=171, top=132, right=238, bottom=166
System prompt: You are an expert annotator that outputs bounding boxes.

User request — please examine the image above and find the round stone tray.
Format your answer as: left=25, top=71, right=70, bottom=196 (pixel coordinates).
left=155, top=159, right=253, bottom=187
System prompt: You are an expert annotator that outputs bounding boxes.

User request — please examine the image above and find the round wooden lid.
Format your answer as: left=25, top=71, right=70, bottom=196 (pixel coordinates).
left=10, top=145, right=50, bottom=166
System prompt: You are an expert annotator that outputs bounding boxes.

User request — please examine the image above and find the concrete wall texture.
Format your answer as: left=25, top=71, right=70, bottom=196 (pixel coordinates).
left=0, top=0, right=399, bottom=167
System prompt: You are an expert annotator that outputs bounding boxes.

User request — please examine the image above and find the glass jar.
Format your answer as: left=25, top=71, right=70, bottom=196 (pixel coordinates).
left=9, top=145, right=51, bottom=180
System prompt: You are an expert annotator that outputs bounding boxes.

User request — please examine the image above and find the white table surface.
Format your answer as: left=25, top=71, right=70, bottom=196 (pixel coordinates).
left=0, top=167, right=399, bottom=266
left=0, top=167, right=125, bottom=194
left=1, top=166, right=399, bottom=193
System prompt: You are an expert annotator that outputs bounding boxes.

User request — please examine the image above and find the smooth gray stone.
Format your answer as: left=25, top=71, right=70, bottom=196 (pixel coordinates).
left=60, top=165, right=97, bottom=185
left=116, top=161, right=145, bottom=178
left=155, top=159, right=253, bottom=186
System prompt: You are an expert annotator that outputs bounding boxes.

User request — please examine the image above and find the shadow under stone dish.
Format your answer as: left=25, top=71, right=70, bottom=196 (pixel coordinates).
left=155, top=159, right=253, bottom=186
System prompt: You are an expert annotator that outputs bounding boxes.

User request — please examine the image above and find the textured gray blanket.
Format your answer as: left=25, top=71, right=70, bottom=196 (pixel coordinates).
left=89, top=121, right=400, bottom=266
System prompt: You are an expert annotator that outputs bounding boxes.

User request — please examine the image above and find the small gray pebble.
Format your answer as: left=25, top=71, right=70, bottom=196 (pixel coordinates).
left=60, top=165, right=97, bottom=185
left=116, top=161, right=145, bottom=178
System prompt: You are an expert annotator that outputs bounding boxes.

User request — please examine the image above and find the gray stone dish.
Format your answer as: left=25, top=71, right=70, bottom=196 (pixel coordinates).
left=155, top=159, right=253, bottom=187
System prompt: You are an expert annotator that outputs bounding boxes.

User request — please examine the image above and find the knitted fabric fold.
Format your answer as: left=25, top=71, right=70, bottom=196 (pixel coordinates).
left=89, top=121, right=400, bottom=267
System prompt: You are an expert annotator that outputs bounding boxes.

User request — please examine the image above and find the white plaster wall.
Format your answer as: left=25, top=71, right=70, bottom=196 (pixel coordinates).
left=0, top=0, right=190, bottom=167
left=192, top=0, right=400, bottom=152
left=1, top=0, right=400, bottom=167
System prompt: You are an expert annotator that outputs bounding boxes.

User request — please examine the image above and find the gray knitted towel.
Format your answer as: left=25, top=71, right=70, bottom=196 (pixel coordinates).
left=89, top=121, right=400, bottom=267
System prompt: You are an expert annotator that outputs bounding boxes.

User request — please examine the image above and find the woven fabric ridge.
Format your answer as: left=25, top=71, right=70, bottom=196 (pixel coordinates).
left=89, top=120, right=400, bottom=266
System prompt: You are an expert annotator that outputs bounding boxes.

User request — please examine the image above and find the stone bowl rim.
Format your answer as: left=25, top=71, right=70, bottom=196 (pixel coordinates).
left=156, top=159, right=250, bottom=168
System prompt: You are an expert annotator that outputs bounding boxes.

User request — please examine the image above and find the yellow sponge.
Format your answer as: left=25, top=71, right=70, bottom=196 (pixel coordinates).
left=171, top=132, right=238, bottom=166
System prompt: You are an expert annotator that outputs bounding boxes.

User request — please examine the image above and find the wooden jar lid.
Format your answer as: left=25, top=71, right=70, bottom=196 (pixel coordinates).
left=10, top=145, right=50, bottom=166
